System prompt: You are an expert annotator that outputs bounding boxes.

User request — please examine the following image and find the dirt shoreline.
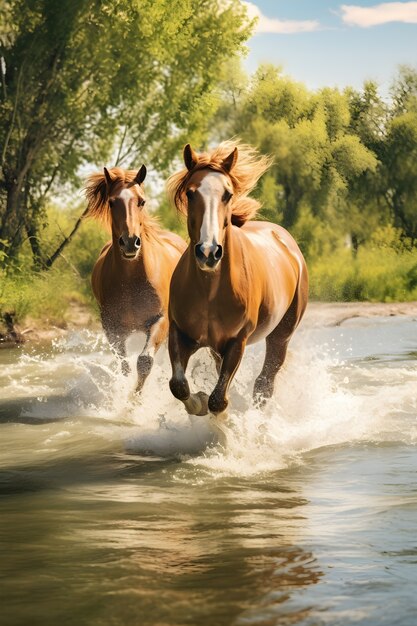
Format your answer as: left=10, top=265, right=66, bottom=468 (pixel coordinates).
left=1, top=301, right=417, bottom=348
left=302, top=301, right=417, bottom=328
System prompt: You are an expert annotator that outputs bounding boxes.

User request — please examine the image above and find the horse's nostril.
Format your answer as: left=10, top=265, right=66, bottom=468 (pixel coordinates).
left=134, top=237, right=141, bottom=249
left=119, top=236, right=124, bottom=247
left=214, top=245, right=223, bottom=261
left=195, top=244, right=205, bottom=261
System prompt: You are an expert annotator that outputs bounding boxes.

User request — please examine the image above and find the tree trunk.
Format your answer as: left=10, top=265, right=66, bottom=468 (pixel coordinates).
left=25, top=220, right=45, bottom=270
left=282, top=183, right=301, bottom=229
left=0, top=182, right=23, bottom=261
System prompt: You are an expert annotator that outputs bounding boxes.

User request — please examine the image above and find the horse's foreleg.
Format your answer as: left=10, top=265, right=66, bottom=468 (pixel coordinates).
left=208, top=336, right=246, bottom=415
left=135, top=315, right=167, bottom=393
left=168, top=322, right=207, bottom=415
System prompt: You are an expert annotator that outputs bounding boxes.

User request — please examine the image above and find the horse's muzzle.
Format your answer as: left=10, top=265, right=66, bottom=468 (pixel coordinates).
left=119, top=235, right=141, bottom=259
left=194, top=243, right=223, bottom=270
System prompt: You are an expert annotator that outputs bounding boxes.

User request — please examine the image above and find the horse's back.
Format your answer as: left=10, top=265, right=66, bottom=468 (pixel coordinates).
left=241, top=221, right=306, bottom=286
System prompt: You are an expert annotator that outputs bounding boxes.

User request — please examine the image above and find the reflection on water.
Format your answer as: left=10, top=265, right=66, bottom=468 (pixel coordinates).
left=0, top=316, right=416, bottom=625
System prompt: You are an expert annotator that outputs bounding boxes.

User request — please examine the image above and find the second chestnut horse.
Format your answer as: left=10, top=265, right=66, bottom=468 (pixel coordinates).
left=85, top=166, right=186, bottom=392
left=166, top=141, right=308, bottom=415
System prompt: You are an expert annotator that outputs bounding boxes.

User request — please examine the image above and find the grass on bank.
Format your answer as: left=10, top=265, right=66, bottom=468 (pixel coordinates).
left=308, top=226, right=417, bottom=301
left=0, top=206, right=106, bottom=331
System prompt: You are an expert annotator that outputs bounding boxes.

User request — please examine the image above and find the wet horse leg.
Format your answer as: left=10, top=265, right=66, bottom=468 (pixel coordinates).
left=169, top=322, right=208, bottom=415
left=208, top=336, right=247, bottom=415
left=135, top=315, right=167, bottom=393
left=253, top=297, right=300, bottom=405
left=253, top=330, right=290, bottom=405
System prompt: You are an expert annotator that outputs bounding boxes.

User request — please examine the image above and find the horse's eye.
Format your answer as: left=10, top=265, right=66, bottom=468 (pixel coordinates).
left=138, top=198, right=145, bottom=207
left=186, top=189, right=194, bottom=201
left=223, top=190, right=233, bottom=203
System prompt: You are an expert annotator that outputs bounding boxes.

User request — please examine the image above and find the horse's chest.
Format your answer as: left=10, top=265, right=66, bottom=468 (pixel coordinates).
left=181, top=299, right=244, bottom=349
left=102, top=281, right=162, bottom=331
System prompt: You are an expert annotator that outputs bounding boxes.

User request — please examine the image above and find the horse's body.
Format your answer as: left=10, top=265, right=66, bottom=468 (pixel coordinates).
left=86, top=166, right=186, bottom=391
left=167, top=142, right=308, bottom=415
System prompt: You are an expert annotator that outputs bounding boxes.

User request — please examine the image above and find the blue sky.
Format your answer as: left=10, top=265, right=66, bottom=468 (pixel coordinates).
left=242, top=1, right=417, bottom=94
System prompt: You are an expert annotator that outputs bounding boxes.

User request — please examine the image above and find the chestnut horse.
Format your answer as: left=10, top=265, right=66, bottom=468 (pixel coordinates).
left=85, top=166, right=186, bottom=392
left=166, top=141, right=308, bottom=415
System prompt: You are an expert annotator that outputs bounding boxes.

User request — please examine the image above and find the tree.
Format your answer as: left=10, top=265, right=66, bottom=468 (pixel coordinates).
left=0, top=0, right=253, bottom=266
left=348, top=67, right=417, bottom=242
left=219, top=65, right=376, bottom=234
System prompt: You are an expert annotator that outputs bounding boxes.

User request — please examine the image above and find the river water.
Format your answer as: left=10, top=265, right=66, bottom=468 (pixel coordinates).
left=0, top=313, right=416, bottom=626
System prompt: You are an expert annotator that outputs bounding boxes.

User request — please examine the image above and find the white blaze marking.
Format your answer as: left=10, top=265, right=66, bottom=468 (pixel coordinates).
left=118, top=188, right=135, bottom=236
left=119, top=188, right=134, bottom=202
left=198, top=173, right=223, bottom=257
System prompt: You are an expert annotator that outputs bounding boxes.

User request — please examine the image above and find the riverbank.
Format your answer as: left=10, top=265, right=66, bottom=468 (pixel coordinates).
left=2, top=301, right=417, bottom=348
left=302, top=301, right=417, bottom=328
left=0, top=302, right=99, bottom=347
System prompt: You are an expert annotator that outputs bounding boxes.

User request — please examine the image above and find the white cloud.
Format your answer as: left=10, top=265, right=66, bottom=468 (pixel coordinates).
left=340, top=1, right=417, bottom=27
left=243, top=1, right=320, bottom=34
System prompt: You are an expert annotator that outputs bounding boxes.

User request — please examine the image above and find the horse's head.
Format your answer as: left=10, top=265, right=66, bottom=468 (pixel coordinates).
left=104, top=165, right=147, bottom=260
left=182, top=144, right=237, bottom=272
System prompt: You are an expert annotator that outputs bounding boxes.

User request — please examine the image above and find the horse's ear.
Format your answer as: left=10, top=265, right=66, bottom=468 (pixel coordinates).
left=221, top=147, right=238, bottom=173
left=184, top=144, right=198, bottom=171
left=103, top=167, right=113, bottom=188
left=134, top=164, right=147, bottom=185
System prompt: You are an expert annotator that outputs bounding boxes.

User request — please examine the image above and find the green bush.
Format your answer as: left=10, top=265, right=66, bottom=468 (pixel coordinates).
left=0, top=262, right=94, bottom=326
left=0, top=204, right=105, bottom=326
left=309, top=235, right=417, bottom=301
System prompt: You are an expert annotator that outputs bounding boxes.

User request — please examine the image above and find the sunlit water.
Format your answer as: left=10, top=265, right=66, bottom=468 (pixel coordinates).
left=0, top=314, right=416, bottom=626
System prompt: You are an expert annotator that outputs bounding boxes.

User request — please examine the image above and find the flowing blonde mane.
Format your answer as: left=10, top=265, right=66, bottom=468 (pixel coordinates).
left=166, top=140, right=272, bottom=227
left=84, top=167, right=146, bottom=231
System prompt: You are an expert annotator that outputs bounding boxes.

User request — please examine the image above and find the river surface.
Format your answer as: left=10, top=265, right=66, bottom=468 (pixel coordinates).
left=0, top=313, right=416, bottom=626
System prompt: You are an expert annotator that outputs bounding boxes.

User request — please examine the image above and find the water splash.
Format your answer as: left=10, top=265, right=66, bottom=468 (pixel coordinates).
left=1, top=321, right=416, bottom=476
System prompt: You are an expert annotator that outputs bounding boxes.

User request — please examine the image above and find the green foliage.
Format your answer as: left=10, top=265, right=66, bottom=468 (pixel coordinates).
left=155, top=195, right=188, bottom=239
left=347, top=66, right=417, bottom=241
left=41, top=204, right=109, bottom=277
left=309, top=235, right=417, bottom=302
left=0, top=0, right=253, bottom=262
left=0, top=201, right=107, bottom=324
left=216, top=65, right=378, bottom=229
left=1, top=16, right=416, bottom=309
left=0, top=262, right=94, bottom=325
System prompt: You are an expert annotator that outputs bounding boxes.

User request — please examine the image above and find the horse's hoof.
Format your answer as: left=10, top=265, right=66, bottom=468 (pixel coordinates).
left=137, top=355, right=153, bottom=378
left=253, top=377, right=273, bottom=406
left=184, top=391, right=209, bottom=416
left=208, top=394, right=228, bottom=415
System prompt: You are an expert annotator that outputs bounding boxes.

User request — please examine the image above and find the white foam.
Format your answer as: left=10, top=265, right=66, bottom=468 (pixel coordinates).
left=2, top=323, right=416, bottom=477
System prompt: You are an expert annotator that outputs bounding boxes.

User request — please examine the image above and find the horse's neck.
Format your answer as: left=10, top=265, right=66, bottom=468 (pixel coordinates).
left=223, top=225, right=247, bottom=296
